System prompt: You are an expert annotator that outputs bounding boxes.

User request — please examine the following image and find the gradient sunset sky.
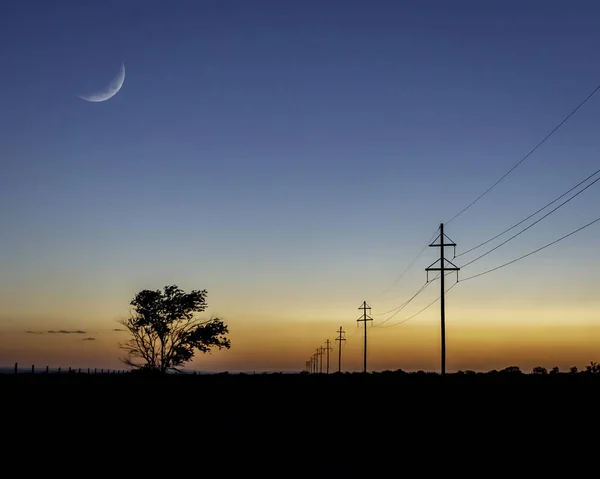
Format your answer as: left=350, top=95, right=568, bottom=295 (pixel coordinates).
left=1, top=0, right=600, bottom=373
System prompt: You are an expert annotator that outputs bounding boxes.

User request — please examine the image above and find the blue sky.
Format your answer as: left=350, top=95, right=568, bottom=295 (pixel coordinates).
left=1, top=0, right=600, bottom=371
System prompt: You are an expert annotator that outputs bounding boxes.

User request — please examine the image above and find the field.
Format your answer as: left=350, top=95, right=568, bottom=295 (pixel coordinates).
left=3, top=369, right=598, bottom=455
left=4, top=368, right=600, bottom=384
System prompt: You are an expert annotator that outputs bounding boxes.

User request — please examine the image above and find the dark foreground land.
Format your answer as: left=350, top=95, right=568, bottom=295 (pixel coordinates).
left=4, top=368, right=600, bottom=388
left=0, top=371, right=600, bottom=392
left=2, top=369, right=599, bottom=463
left=5, top=369, right=598, bottom=414
left=4, top=369, right=599, bottom=420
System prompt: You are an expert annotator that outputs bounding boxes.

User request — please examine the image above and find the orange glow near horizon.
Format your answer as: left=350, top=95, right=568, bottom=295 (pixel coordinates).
left=2, top=300, right=599, bottom=373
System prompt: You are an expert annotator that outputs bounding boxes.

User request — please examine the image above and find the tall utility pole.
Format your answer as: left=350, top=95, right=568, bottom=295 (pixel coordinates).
left=357, top=301, right=372, bottom=373
left=324, top=339, right=333, bottom=374
left=335, top=326, right=346, bottom=373
left=305, top=360, right=310, bottom=372
left=425, top=223, right=460, bottom=376
left=318, top=346, right=325, bottom=374
left=315, top=348, right=321, bottom=374
left=315, top=349, right=319, bottom=373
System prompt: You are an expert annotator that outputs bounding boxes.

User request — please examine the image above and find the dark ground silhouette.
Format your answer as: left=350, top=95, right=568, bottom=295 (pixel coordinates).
left=3, top=368, right=600, bottom=385
left=4, top=367, right=599, bottom=463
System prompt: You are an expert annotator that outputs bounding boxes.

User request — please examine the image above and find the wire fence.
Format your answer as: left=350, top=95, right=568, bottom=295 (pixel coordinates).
left=4, top=362, right=128, bottom=375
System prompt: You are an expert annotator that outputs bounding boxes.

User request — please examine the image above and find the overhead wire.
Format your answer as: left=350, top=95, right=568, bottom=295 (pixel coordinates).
left=372, top=279, right=433, bottom=316
left=374, top=271, right=456, bottom=328
left=325, top=82, right=600, bottom=363
left=370, top=226, right=441, bottom=318
left=367, top=227, right=440, bottom=303
left=370, top=227, right=451, bottom=327
left=325, top=79, right=600, bottom=358
left=372, top=279, right=435, bottom=327
left=337, top=205, right=600, bottom=343
left=371, top=85, right=600, bottom=331
left=377, top=279, right=459, bottom=329
left=459, top=214, right=600, bottom=283
left=346, top=324, right=362, bottom=340
left=446, top=80, right=600, bottom=225
left=456, top=167, right=600, bottom=258
left=459, top=174, right=600, bottom=269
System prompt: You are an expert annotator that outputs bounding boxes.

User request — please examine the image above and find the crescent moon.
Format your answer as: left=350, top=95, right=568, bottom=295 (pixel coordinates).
left=78, top=61, right=126, bottom=102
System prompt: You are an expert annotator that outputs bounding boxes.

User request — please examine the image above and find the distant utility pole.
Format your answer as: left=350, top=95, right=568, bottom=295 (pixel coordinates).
left=315, top=349, right=321, bottom=374
left=318, top=346, right=325, bottom=374
left=357, top=301, right=373, bottom=373
left=315, top=349, right=320, bottom=373
left=310, top=355, right=315, bottom=373
left=335, top=326, right=346, bottom=373
left=425, top=223, right=460, bottom=376
left=324, top=339, right=333, bottom=374
left=305, top=360, right=311, bottom=372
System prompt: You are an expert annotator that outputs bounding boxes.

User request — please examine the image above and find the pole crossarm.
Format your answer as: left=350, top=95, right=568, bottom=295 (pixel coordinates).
left=335, top=326, right=346, bottom=373
left=357, top=301, right=372, bottom=373
left=425, top=223, right=459, bottom=376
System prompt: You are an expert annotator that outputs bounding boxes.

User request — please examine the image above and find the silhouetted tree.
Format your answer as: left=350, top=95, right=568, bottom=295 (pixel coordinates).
left=118, top=285, right=230, bottom=373
left=550, top=366, right=560, bottom=374
left=569, top=366, right=578, bottom=374
left=532, top=366, right=548, bottom=375
left=500, top=366, right=522, bottom=374
left=585, top=361, right=600, bottom=374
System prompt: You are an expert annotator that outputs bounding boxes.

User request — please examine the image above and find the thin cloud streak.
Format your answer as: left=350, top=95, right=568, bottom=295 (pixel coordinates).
left=25, top=329, right=86, bottom=334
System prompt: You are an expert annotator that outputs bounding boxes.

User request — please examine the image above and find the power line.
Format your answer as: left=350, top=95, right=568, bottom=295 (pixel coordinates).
left=373, top=279, right=432, bottom=316
left=373, top=280, right=434, bottom=326
left=370, top=166, right=600, bottom=332
left=373, top=269, right=459, bottom=327
left=446, top=80, right=600, bottom=225
left=377, top=280, right=459, bottom=329
left=457, top=167, right=600, bottom=258
left=368, top=228, right=439, bottom=302
left=460, top=215, right=600, bottom=283
left=460, top=174, right=600, bottom=269
left=346, top=322, right=362, bottom=340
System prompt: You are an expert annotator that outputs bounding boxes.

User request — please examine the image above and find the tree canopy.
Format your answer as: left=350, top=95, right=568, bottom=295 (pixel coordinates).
left=118, top=285, right=230, bottom=373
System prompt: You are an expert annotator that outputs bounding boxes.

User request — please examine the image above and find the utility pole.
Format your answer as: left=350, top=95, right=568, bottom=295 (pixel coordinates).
left=335, top=326, right=346, bottom=373
left=425, top=223, right=460, bottom=376
left=315, top=349, right=321, bottom=374
left=305, top=360, right=310, bottom=372
left=318, top=346, right=325, bottom=374
left=357, top=301, right=372, bottom=373
left=310, top=355, right=315, bottom=373
left=324, top=339, right=333, bottom=374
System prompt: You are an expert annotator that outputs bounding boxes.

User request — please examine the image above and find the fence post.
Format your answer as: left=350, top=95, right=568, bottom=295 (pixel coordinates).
left=78, top=368, right=81, bottom=374
left=58, top=367, right=61, bottom=373
left=87, top=368, right=90, bottom=374
left=46, top=365, right=49, bottom=374
left=14, top=362, right=17, bottom=374
left=31, top=365, right=34, bottom=374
